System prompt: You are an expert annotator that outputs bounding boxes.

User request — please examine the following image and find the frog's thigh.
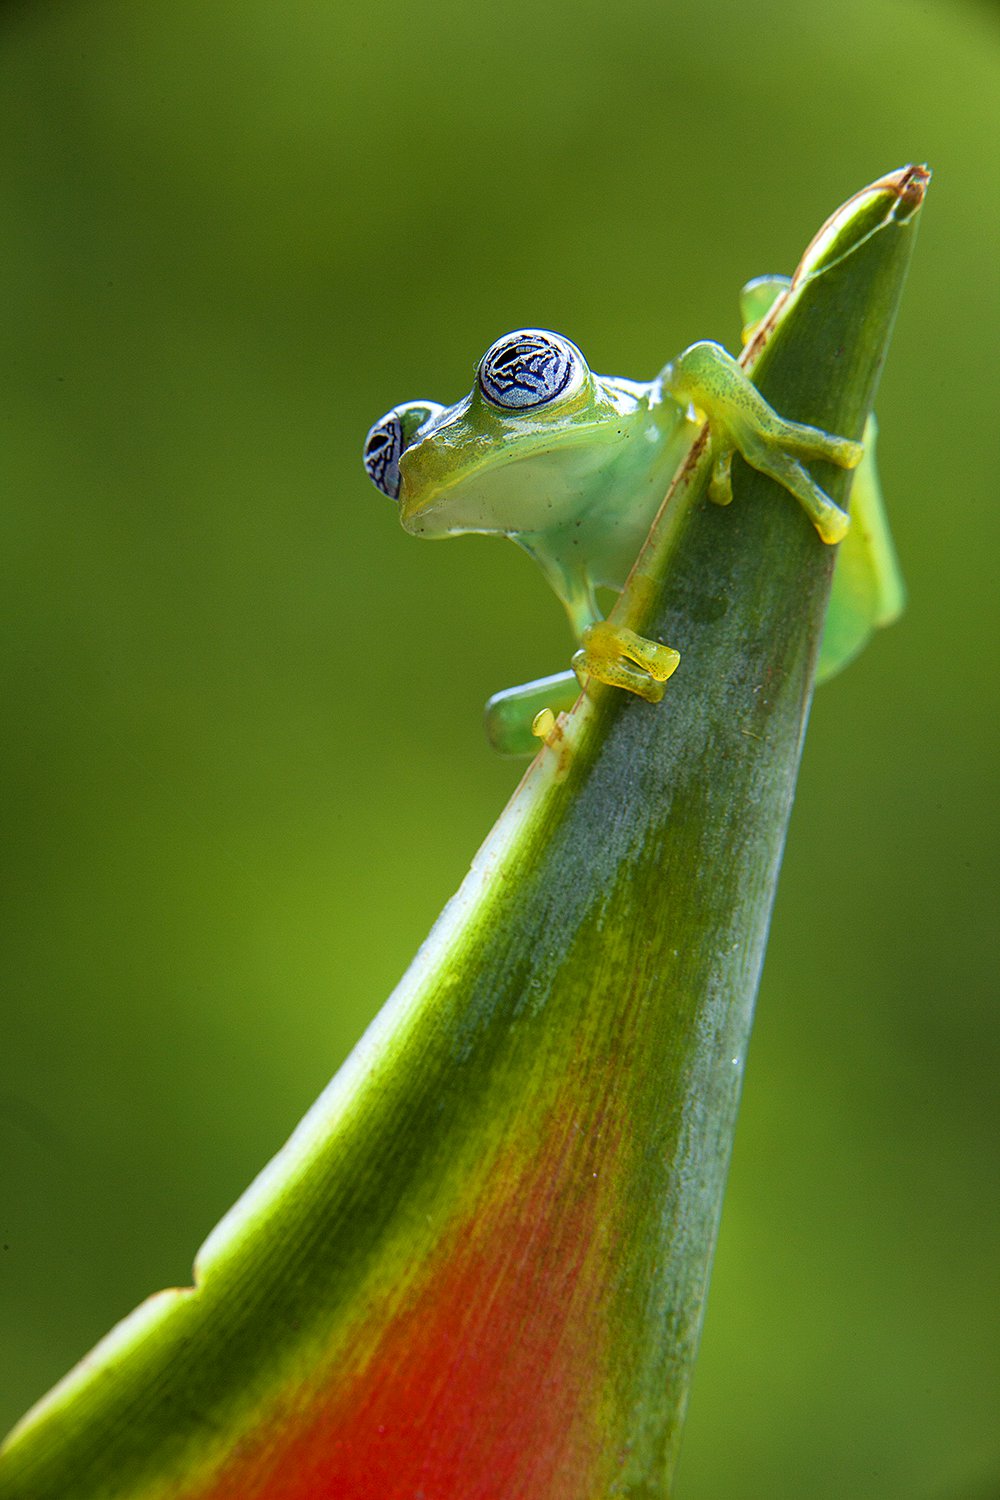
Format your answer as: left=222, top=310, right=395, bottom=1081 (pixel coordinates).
left=667, top=341, right=860, bottom=544
left=484, top=670, right=582, bottom=756
left=572, top=622, right=680, bottom=704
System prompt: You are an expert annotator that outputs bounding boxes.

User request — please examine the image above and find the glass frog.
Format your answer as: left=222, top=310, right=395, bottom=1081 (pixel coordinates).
left=363, top=277, right=903, bottom=755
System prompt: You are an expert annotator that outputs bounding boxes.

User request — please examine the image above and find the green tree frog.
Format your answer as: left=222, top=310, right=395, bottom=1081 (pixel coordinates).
left=363, top=277, right=903, bottom=754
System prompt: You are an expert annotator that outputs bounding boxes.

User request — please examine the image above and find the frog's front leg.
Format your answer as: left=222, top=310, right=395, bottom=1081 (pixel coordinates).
left=571, top=623, right=680, bottom=703
left=666, top=342, right=862, bottom=544
left=483, top=616, right=679, bottom=755
left=520, top=544, right=682, bottom=707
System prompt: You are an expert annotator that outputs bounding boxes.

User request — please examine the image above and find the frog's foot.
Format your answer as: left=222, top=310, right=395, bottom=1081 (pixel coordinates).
left=668, top=341, right=861, bottom=545
left=724, top=412, right=860, bottom=544
left=572, top=622, right=680, bottom=703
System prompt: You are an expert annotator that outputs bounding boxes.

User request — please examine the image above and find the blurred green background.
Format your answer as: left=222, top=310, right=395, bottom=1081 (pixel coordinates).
left=1, top=1, right=997, bottom=1495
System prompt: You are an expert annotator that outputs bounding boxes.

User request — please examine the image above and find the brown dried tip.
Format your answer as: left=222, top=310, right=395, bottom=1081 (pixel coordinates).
left=867, top=162, right=931, bottom=218
left=789, top=162, right=931, bottom=290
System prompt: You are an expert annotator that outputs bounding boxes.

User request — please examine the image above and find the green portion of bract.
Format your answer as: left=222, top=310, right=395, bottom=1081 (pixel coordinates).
left=0, top=169, right=924, bottom=1500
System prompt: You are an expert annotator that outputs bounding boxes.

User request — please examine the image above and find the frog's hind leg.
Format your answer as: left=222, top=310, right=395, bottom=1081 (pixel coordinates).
left=484, top=671, right=583, bottom=756
left=665, top=340, right=861, bottom=544
left=739, top=274, right=792, bottom=345
left=818, top=414, right=905, bottom=681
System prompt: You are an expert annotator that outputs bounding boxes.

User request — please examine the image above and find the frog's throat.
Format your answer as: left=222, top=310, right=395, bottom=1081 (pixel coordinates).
left=397, top=417, right=652, bottom=533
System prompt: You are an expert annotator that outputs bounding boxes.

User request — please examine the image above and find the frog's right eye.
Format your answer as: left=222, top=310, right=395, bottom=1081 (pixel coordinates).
left=478, top=329, right=585, bottom=411
left=363, top=412, right=404, bottom=499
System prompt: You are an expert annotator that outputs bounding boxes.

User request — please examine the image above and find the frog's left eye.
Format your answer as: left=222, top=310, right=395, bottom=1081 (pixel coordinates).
left=479, top=329, right=584, bottom=411
left=363, top=412, right=404, bottom=499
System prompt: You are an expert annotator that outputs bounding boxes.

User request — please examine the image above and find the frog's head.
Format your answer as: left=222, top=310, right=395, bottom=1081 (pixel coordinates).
left=363, top=330, right=645, bottom=538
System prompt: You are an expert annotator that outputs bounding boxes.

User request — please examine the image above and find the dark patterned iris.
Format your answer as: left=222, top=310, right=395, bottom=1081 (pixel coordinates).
left=479, top=332, right=576, bottom=410
left=363, top=412, right=404, bottom=499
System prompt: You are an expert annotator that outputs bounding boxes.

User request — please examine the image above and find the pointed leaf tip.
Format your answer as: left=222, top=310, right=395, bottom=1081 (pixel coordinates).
left=793, top=162, right=929, bottom=287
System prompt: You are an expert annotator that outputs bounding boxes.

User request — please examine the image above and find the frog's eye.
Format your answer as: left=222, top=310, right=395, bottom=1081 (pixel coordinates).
left=363, top=411, right=404, bottom=499
left=478, top=329, right=583, bottom=411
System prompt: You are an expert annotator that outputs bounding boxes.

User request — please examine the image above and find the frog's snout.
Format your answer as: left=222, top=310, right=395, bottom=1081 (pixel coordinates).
left=396, top=434, right=464, bottom=532
left=396, top=445, right=439, bottom=532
